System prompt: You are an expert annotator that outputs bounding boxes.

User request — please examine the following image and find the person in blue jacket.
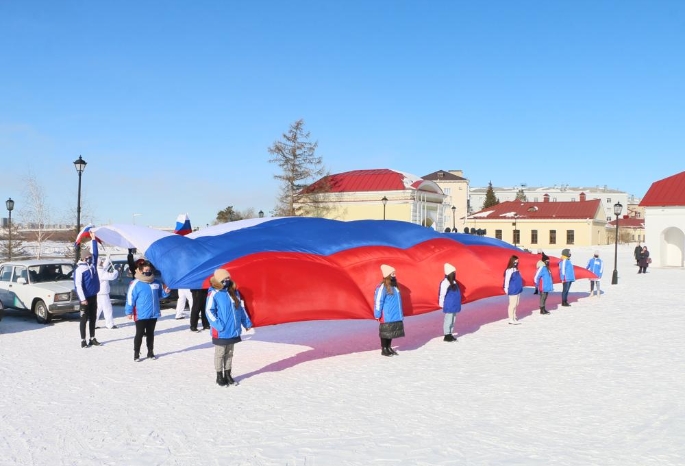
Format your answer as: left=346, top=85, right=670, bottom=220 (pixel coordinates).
left=504, top=255, right=523, bottom=325
left=374, top=264, right=404, bottom=357
left=559, top=248, right=576, bottom=307
left=586, top=251, right=604, bottom=298
left=74, top=231, right=101, bottom=348
left=438, top=262, right=462, bottom=341
left=125, top=261, right=170, bottom=361
left=206, top=268, right=252, bottom=386
left=534, top=253, right=553, bottom=315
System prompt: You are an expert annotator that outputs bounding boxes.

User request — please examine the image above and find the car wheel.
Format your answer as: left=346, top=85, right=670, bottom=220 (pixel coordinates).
left=34, top=299, right=52, bottom=324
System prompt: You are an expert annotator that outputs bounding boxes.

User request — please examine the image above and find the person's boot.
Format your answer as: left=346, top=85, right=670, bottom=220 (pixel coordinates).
left=225, top=369, right=236, bottom=385
left=389, top=347, right=399, bottom=355
left=134, top=351, right=140, bottom=361
left=540, top=307, right=550, bottom=315
left=443, top=334, right=456, bottom=342
left=216, top=371, right=227, bottom=386
left=89, top=338, right=101, bottom=346
left=81, top=339, right=88, bottom=348
left=562, top=301, right=571, bottom=307
left=381, top=347, right=392, bottom=357
left=147, top=349, right=157, bottom=360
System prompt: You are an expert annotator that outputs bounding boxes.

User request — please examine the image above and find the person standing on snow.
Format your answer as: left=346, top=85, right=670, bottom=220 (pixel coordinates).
left=559, top=249, right=576, bottom=307
left=374, top=264, right=405, bottom=356
left=74, top=231, right=101, bottom=348
left=175, top=289, right=193, bottom=320
left=125, top=261, right=170, bottom=361
left=205, top=269, right=252, bottom=386
left=438, top=262, right=462, bottom=340
left=503, top=255, right=523, bottom=324
left=586, top=251, right=604, bottom=297
left=534, top=253, right=553, bottom=315
left=96, top=255, right=119, bottom=329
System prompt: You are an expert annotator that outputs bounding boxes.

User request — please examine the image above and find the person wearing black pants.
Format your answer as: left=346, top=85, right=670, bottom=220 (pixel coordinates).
left=133, top=318, right=157, bottom=359
left=125, top=261, right=170, bottom=361
left=190, top=288, right=209, bottom=332
left=74, top=232, right=101, bottom=348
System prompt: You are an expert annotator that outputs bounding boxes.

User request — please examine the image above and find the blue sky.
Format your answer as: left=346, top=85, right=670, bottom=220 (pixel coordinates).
left=1, top=0, right=683, bottom=228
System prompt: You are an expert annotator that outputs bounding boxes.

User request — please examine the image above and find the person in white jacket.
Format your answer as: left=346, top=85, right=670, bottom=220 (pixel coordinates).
left=175, top=289, right=193, bottom=320
left=96, top=255, right=120, bottom=329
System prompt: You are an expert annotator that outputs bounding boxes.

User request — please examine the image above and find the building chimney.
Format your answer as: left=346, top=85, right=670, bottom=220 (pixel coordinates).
left=543, top=193, right=550, bottom=203
left=579, top=192, right=586, bottom=201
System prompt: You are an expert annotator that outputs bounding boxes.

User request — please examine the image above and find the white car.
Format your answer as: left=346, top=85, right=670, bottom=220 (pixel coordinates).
left=0, top=260, right=81, bottom=324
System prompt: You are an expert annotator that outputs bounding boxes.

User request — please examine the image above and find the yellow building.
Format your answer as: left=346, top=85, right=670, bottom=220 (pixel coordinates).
left=466, top=195, right=608, bottom=250
left=421, top=169, right=469, bottom=232
left=301, top=169, right=447, bottom=229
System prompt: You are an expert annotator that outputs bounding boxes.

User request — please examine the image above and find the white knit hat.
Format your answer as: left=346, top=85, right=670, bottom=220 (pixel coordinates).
left=444, top=263, right=456, bottom=275
left=380, top=264, right=395, bottom=278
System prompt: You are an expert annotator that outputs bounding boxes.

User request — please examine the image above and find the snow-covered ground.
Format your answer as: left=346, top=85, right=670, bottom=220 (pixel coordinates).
left=1, top=244, right=683, bottom=466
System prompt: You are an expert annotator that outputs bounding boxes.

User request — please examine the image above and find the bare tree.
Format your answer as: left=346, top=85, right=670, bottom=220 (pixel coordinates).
left=20, top=171, right=54, bottom=259
left=268, top=119, right=330, bottom=217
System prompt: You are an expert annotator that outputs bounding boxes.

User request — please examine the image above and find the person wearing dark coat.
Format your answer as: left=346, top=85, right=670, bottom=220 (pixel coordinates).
left=638, top=246, right=650, bottom=273
left=634, top=244, right=642, bottom=266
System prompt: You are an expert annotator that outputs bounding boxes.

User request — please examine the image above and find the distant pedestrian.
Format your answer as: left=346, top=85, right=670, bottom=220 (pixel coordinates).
left=96, top=255, right=119, bottom=329
left=638, top=246, right=650, bottom=274
left=559, top=248, right=576, bottom=307
left=533, top=249, right=545, bottom=294
left=125, top=261, right=170, bottom=361
left=534, top=253, right=553, bottom=315
left=175, top=289, right=193, bottom=320
left=634, top=243, right=642, bottom=266
left=503, top=255, right=523, bottom=324
left=205, top=269, right=252, bottom=386
left=586, top=251, right=604, bottom=298
left=74, top=232, right=101, bottom=348
left=438, top=263, right=462, bottom=341
left=190, top=288, right=210, bottom=332
left=374, top=264, right=405, bottom=356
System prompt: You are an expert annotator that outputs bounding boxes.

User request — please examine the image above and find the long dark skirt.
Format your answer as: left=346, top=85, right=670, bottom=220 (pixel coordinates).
left=379, top=321, right=405, bottom=339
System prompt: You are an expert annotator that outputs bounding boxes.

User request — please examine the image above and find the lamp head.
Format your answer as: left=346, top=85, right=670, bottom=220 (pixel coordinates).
left=6, top=197, right=14, bottom=212
left=73, top=155, right=87, bottom=174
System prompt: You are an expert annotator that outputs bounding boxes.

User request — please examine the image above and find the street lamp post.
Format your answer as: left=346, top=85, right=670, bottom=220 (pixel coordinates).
left=513, top=215, right=518, bottom=247
left=611, top=202, right=623, bottom=285
left=258, top=210, right=264, bottom=218
left=6, top=198, right=14, bottom=260
left=451, top=205, right=456, bottom=231
left=381, top=196, right=388, bottom=220
left=73, top=155, right=87, bottom=261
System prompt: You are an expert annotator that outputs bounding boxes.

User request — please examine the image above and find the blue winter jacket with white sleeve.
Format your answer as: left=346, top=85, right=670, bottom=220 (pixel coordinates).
left=74, top=239, right=100, bottom=300
left=504, top=268, right=524, bottom=296
left=559, top=258, right=576, bottom=282
left=206, top=287, right=252, bottom=345
left=534, top=265, right=554, bottom=293
left=374, top=284, right=403, bottom=323
left=125, top=277, right=169, bottom=321
left=438, top=278, right=462, bottom=313
left=586, top=257, right=604, bottom=279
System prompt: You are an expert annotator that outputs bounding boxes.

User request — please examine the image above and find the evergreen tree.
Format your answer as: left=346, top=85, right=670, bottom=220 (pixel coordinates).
left=482, top=181, right=500, bottom=209
left=215, top=206, right=243, bottom=223
left=515, top=189, right=528, bottom=201
left=268, top=119, right=329, bottom=217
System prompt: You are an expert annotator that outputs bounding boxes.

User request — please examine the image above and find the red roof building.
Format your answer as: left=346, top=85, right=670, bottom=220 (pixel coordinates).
left=638, top=171, right=685, bottom=267
left=640, top=171, right=685, bottom=207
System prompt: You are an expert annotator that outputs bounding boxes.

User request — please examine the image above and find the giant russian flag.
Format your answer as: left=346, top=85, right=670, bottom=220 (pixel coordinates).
left=93, top=218, right=596, bottom=328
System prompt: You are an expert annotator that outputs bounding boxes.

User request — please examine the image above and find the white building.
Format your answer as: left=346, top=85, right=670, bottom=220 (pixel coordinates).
left=469, top=185, right=639, bottom=222
left=640, top=171, right=685, bottom=267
